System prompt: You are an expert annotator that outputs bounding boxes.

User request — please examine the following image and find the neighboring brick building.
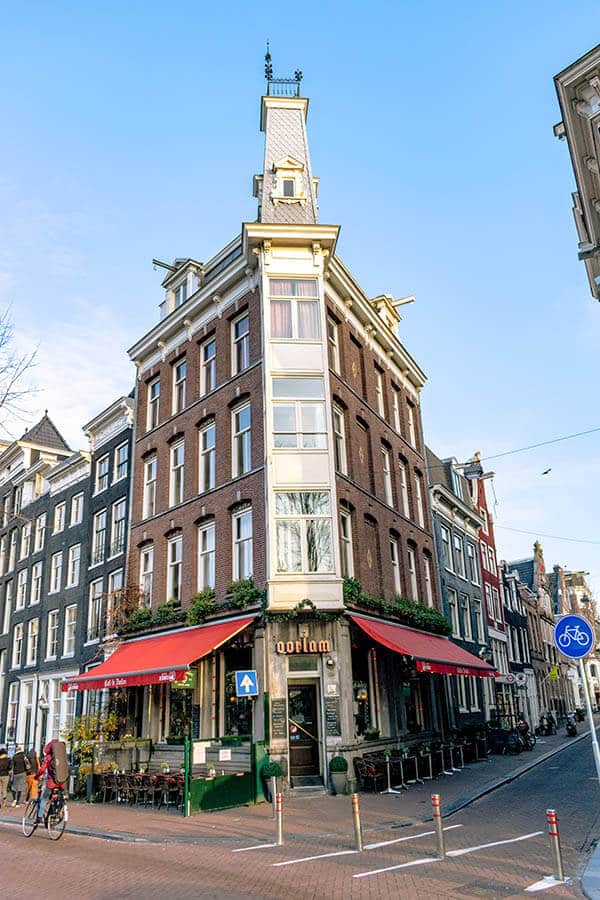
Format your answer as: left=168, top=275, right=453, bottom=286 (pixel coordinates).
left=499, top=560, right=537, bottom=726
left=62, top=62, right=494, bottom=786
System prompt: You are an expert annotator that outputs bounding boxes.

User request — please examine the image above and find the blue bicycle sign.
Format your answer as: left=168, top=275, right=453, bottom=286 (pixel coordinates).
left=554, top=614, right=594, bottom=659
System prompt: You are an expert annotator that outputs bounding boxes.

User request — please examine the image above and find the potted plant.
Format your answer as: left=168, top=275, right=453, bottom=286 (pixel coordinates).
left=161, top=762, right=170, bottom=774
left=262, top=760, right=283, bottom=802
left=329, top=756, right=348, bottom=795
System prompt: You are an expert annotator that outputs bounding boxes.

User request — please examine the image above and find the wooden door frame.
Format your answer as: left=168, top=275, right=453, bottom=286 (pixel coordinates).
left=286, top=677, right=322, bottom=779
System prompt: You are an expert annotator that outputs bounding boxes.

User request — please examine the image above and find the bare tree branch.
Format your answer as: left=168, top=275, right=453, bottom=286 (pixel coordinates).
left=0, top=308, right=38, bottom=438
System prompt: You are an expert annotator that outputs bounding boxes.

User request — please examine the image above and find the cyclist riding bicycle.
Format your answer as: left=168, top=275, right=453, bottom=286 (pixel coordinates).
left=35, top=739, right=67, bottom=823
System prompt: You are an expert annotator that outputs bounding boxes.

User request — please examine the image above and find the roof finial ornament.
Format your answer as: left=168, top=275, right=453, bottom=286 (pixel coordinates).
left=264, top=42, right=273, bottom=81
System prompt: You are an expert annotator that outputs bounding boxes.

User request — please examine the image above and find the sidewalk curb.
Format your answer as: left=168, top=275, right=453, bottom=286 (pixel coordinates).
left=0, top=731, right=590, bottom=845
left=582, top=842, right=600, bottom=899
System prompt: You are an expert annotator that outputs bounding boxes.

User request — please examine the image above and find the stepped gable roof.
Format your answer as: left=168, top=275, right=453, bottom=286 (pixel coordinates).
left=508, top=558, right=534, bottom=589
left=20, top=413, right=71, bottom=453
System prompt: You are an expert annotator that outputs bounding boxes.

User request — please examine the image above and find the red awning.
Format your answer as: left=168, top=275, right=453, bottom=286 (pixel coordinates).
left=61, top=616, right=254, bottom=693
left=350, top=613, right=496, bottom=678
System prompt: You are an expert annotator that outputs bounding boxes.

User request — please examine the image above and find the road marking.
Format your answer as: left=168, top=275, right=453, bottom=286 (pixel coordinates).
left=354, top=857, right=439, bottom=878
left=446, top=831, right=543, bottom=857
left=271, top=824, right=464, bottom=866
left=364, top=824, right=463, bottom=850
left=525, top=875, right=571, bottom=892
left=273, top=849, right=358, bottom=866
left=233, top=842, right=278, bottom=852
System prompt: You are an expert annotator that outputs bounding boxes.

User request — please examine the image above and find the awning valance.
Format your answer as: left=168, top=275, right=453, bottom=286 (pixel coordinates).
left=61, top=616, right=254, bottom=693
left=350, top=613, right=496, bottom=678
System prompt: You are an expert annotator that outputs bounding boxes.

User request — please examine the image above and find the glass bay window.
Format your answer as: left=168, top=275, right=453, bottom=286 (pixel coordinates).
left=275, top=492, right=333, bottom=574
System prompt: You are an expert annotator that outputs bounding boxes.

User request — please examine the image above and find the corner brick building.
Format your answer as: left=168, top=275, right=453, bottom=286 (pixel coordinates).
left=63, top=63, right=494, bottom=787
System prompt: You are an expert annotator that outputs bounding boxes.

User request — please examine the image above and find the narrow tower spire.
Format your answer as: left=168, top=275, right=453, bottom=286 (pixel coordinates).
left=253, top=49, right=318, bottom=225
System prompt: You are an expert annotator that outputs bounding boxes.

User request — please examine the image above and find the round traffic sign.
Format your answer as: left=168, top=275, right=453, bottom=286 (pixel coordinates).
left=553, top=614, right=594, bottom=659
left=515, top=672, right=527, bottom=687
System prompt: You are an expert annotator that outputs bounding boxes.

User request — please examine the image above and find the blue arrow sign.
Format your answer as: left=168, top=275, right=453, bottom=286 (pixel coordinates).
left=554, top=614, right=594, bottom=659
left=235, top=669, right=259, bottom=697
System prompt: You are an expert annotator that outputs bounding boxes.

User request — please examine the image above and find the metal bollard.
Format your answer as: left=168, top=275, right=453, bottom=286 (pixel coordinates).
left=351, top=793, right=364, bottom=852
left=271, top=776, right=277, bottom=819
left=546, top=809, right=564, bottom=882
left=275, top=792, right=284, bottom=846
left=431, top=793, right=445, bottom=859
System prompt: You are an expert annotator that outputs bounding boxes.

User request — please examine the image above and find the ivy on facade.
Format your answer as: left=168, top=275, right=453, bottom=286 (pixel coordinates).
left=343, top=577, right=452, bottom=636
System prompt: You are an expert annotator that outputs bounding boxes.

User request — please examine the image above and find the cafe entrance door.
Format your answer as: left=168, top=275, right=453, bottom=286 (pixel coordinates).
left=288, top=683, right=320, bottom=779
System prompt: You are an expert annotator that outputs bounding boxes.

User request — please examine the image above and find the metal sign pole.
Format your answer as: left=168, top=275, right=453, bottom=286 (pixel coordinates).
left=579, top=658, right=600, bottom=785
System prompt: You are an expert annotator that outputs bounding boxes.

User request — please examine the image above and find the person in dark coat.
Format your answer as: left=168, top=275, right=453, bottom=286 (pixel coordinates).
left=0, top=747, right=10, bottom=808
left=10, top=746, right=30, bottom=807
left=25, top=748, right=40, bottom=801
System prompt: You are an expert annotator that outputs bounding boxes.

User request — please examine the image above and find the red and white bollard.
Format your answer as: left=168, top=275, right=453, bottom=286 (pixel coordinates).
left=274, top=792, right=284, bottom=845
left=546, top=809, right=564, bottom=882
left=431, top=793, right=445, bottom=859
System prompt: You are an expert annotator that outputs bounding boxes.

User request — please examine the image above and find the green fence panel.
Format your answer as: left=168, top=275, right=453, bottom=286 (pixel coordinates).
left=189, top=772, right=254, bottom=813
left=252, top=740, right=268, bottom=804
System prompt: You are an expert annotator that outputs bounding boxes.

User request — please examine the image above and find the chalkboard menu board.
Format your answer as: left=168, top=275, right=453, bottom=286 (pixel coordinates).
left=191, top=704, right=200, bottom=740
left=325, top=697, right=342, bottom=737
left=271, top=698, right=287, bottom=740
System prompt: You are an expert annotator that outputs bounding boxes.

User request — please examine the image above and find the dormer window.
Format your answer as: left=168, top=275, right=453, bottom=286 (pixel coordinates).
left=271, top=156, right=306, bottom=205
left=174, top=279, right=188, bottom=308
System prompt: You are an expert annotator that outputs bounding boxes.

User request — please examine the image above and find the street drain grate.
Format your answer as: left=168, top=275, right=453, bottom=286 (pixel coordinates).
left=459, top=880, right=516, bottom=896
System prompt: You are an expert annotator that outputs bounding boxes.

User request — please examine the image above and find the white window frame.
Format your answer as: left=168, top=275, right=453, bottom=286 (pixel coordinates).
left=480, top=541, right=488, bottom=571
left=8, top=530, right=17, bottom=571
left=87, top=578, right=103, bottom=643
left=457, top=675, right=468, bottom=712
left=407, top=546, right=418, bottom=600
left=461, top=593, right=472, bottom=641
left=232, top=508, right=253, bottom=580
left=139, top=546, right=154, bottom=607
left=110, top=499, right=127, bottom=557
left=200, top=337, right=216, bottom=396
left=423, top=554, right=434, bottom=608
left=333, top=407, right=347, bottom=475
left=232, top=403, right=251, bottom=477
left=172, top=358, right=187, bottom=414
left=46, top=609, right=59, bottom=660
left=174, top=277, right=188, bottom=308
left=441, top=525, right=453, bottom=572
left=391, top=387, right=401, bottom=434
left=169, top=441, right=185, bottom=507
left=468, top=677, right=480, bottom=712
left=20, top=523, right=31, bottom=559
left=197, top=522, right=215, bottom=590
left=63, top=605, right=77, bottom=657
left=390, top=536, right=402, bottom=595
left=147, top=377, right=160, bottom=430
left=480, top=508, right=488, bottom=535
left=467, top=542, right=480, bottom=585
left=398, top=459, right=410, bottom=517
left=91, top=510, right=107, bottom=566
left=231, top=312, right=250, bottom=376
left=414, top=473, right=425, bottom=528
left=488, top=548, right=497, bottom=576
left=453, top=534, right=466, bottom=578
left=95, top=454, right=110, bottom=494
left=30, top=561, right=43, bottom=606
left=53, top=502, right=66, bottom=534
left=70, top=491, right=84, bottom=526
left=448, top=587, right=460, bottom=638
left=484, top=583, right=494, bottom=621
left=327, top=317, right=340, bottom=373
left=142, top=456, right=157, bottom=519
left=375, top=368, right=385, bottom=418
left=34, top=513, right=46, bottom=552
left=275, top=491, right=334, bottom=574
left=26, top=618, right=39, bottom=666
left=199, top=422, right=216, bottom=493
left=66, top=544, right=81, bottom=588
left=272, top=378, right=325, bottom=450
left=16, top=568, right=28, bottom=609
left=407, top=402, right=417, bottom=447
left=492, top=586, right=501, bottom=621
left=167, top=535, right=183, bottom=604
left=382, top=446, right=393, bottom=506
left=114, top=442, right=129, bottom=483
left=268, top=278, right=321, bottom=341
left=12, top=622, right=23, bottom=669
left=0, top=535, right=6, bottom=575
left=49, top=551, right=63, bottom=594
left=339, top=510, right=354, bottom=578
left=473, top=597, right=483, bottom=642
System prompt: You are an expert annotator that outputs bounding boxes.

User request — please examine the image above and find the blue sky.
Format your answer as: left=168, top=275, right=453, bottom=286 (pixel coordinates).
left=1, top=1, right=599, bottom=593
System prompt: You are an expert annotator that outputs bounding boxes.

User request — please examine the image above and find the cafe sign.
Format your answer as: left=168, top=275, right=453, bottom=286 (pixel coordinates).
left=276, top=637, right=331, bottom=655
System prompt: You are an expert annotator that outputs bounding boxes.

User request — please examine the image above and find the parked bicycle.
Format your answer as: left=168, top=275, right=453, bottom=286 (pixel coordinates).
left=22, top=786, right=68, bottom=840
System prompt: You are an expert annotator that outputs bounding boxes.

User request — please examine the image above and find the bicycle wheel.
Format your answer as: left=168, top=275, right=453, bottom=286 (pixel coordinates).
left=22, top=800, right=39, bottom=837
left=46, top=803, right=66, bottom=841
left=527, top=734, right=537, bottom=750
